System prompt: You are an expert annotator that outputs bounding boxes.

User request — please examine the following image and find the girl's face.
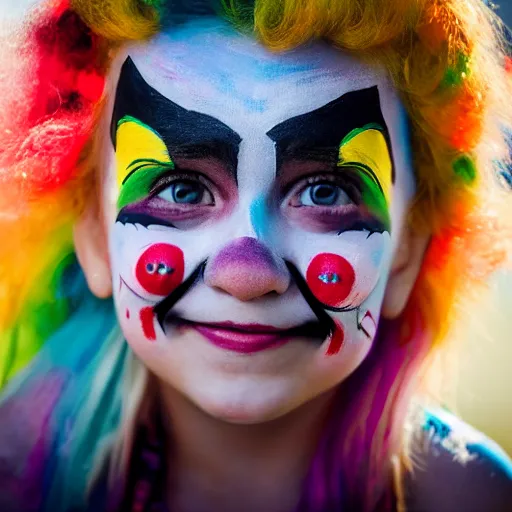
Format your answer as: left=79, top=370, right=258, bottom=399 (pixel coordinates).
left=93, top=20, right=417, bottom=422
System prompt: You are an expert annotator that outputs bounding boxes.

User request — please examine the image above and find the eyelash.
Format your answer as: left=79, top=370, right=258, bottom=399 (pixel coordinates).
left=286, top=172, right=362, bottom=205
left=129, top=161, right=368, bottom=208
left=149, top=169, right=215, bottom=199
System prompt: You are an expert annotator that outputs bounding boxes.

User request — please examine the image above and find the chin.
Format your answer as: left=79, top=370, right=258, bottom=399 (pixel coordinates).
left=129, top=325, right=370, bottom=425
left=197, top=398, right=297, bottom=425
left=206, top=405, right=283, bottom=424
left=184, top=374, right=315, bottom=425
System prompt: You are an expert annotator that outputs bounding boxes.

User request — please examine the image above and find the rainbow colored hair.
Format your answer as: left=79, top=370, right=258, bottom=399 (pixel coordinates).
left=0, top=0, right=511, bottom=511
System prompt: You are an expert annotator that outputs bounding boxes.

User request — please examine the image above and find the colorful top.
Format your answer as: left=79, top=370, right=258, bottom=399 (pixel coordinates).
left=123, top=418, right=168, bottom=512
left=117, top=408, right=512, bottom=512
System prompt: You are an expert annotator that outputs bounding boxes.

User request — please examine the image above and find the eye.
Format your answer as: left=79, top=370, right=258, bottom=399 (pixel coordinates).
left=298, top=181, right=352, bottom=207
left=157, top=179, right=214, bottom=206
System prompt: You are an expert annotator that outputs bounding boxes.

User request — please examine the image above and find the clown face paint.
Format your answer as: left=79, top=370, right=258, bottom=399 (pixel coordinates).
left=103, top=19, right=414, bottom=422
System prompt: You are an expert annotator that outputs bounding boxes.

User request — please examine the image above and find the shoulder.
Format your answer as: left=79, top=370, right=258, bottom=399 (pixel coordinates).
left=405, top=408, right=512, bottom=512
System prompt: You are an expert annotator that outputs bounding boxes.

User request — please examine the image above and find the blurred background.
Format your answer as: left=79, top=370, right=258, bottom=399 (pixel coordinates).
left=1, top=0, right=511, bottom=454
left=501, top=2, right=512, bottom=24
left=451, top=272, right=512, bottom=455
left=450, top=2, right=512, bottom=455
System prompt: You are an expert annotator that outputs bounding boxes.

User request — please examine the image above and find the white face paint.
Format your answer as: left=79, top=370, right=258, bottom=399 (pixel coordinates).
left=103, top=19, right=415, bottom=422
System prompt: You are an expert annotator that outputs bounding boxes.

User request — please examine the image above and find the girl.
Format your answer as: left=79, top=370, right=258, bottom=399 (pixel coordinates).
left=0, top=1, right=511, bottom=510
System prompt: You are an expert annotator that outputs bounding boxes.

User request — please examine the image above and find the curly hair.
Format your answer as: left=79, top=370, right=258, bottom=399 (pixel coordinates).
left=0, top=0, right=510, bottom=510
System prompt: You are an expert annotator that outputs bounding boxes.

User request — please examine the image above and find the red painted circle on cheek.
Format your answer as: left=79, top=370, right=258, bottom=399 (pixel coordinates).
left=306, top=253, right=355, bottom=308
left=135, top=243, right=185, bottom=296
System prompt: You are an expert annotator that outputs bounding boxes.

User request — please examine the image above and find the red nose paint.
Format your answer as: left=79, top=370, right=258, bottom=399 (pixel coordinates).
left=326, top=321, right=345, bottom=355
left=306, top=253, right=355, bottom=308
left=140, top=307, right=156, bottom=341
left=135, top=243, right=184, bottom=296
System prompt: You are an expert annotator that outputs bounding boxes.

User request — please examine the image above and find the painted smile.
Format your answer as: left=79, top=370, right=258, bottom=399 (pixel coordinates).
left=173, top=319, right=328, bottom=354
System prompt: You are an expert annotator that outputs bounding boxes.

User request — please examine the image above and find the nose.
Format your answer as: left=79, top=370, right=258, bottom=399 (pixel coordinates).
left=204, top=237, right=290, bottom=301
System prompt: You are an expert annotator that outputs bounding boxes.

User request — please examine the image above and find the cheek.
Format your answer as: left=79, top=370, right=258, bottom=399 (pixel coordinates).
left=135, top=243, right=185, bottom=296
left=122, top=243, right=184, bottom=343
left=109, top=221, right=210, bottom=346
left=297, top=234, right=392, bottom=356
left=315, top=325, right=374, bottom=380
left=289, top=231, right=391, bottom=312
left=119, top=303, right=159, bottom=344
left=113, top=241, right=185, bottom=344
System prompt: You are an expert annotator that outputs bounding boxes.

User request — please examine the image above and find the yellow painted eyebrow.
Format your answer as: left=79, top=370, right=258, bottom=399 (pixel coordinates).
left=115, top=116, right=172, bottom=189
left=338, top=127, right=392, bottom=204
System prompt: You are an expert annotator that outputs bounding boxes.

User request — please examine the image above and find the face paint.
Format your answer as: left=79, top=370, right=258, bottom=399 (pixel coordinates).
left=250, top=194, right=270, bottom=240
left=135, top=243, right=184, bottom=296
left=110, top=44, right=399, bottom=346
left=338, top=125, right=392, bottom=232
left=269, top=87, right=393, bottom=237
left=105, top=22, right=414, bottom=416
left=306, top=253, right=356, bottom=309
left=115, top=116, right=173, bottom=191
left=140, top=306, right=157, bottom=341
left=326, top=321, right=345, bottom=356
left=357, top=310, right=377, bottom=339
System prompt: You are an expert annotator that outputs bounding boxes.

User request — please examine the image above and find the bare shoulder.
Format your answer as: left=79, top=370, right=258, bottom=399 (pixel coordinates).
left=405, top=409, right=512, bottom=512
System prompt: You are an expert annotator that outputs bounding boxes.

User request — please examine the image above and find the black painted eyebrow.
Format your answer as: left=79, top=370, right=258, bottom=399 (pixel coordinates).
left=266, top=86, right=395, bottom=182
left=111, top=57, right=242, bottom=177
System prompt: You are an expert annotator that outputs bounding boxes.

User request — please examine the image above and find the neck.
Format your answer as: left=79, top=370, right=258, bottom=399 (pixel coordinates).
left=158, top=383, right=335, bottom=512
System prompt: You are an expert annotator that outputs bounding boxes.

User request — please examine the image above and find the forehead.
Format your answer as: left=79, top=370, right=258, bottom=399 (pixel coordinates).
left=124, top=19, right=402, bottom=134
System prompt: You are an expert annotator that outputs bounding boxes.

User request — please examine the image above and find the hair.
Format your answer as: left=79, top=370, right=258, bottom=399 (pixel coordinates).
left=0, top=0, right=510, bottom=511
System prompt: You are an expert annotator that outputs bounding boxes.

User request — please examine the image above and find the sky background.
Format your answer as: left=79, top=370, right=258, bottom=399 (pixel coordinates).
left=499, top=1, right=512, bottom=25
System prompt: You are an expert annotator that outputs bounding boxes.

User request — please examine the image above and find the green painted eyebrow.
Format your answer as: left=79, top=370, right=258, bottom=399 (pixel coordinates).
left=117, top=160, right=175, bottom=211
left=340, top=123, right=384, bottom=145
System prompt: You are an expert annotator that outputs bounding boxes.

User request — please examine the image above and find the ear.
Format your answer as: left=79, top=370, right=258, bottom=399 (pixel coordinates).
left=381, top=224, right=430, bottom=319
left=73, top=201, right=112, bottom=299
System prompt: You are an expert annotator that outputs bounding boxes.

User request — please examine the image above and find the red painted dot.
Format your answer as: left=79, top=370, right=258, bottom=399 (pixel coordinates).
left=326, top=321, right=345, bottom=356
left=126, top=309, right=130, bottom=319
left=506, top=56, right=512, bottom=74
left=135, top=243, right=184, bottom=296
left=306, top=253, right=355, bottom=308
left=140, top=307, right=156, bottom=341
